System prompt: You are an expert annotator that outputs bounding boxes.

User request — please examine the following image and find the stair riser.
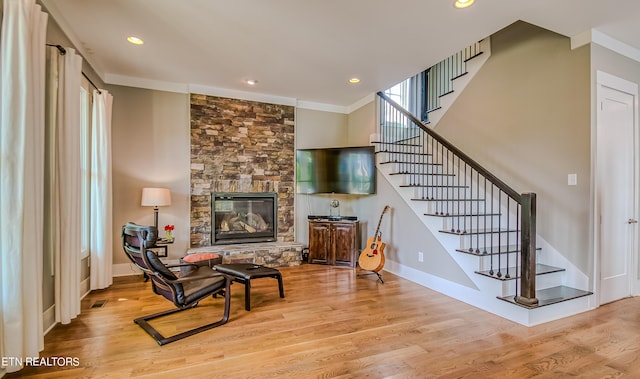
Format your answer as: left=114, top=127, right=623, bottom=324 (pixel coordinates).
left=456, top=232, right=520, bottom=251
left=497, top=271, right=565, bottom=297
left=378, top=127, right=421, bottom=143
left=411, top=187, right=474, bottom=200
left=377, top=147, right=429, bottom=157
left=383, top=162, right=444, bottom=174
left=398, top=175, right=457, bottom=187
left=409, top=179, right=518, bottom=202
left=425, top=201, right=483, bottom=215
left=424, top=200, right=520, bottom=224
left=476, top=253, right=520, bottom=271
left=441, top=215, right=503, bottom=231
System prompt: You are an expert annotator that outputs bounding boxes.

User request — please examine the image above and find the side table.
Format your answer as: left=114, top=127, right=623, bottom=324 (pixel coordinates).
left=143, top=239, right=174, bottom=281
left=151, top=238, right=173, bottom=257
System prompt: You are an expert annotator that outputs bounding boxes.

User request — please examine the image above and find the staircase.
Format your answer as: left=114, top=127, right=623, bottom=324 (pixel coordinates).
left=375, top=74, right=593, bottom=325
left=384, top=39, right=491, bottom=128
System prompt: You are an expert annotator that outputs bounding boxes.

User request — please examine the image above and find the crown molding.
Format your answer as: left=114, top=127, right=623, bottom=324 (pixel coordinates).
left=104, top=75, right=374, bottom=114
left=104, top=73, right=188, bottom=93
left=188, top=84, right=298, bottom=106
left=572, top=29, right=640, bottom=63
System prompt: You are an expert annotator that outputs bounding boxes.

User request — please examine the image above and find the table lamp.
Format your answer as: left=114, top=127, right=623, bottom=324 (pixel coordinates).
left=141, top=187, right=171, bottom=228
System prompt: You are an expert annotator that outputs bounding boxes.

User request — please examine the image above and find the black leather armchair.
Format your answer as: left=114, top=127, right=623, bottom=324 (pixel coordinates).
left=121, top=222, right=232, bottom=345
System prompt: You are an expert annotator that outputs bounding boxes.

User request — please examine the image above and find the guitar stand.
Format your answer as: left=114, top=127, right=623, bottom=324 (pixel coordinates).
left=357, top=269, right=384, bottom=284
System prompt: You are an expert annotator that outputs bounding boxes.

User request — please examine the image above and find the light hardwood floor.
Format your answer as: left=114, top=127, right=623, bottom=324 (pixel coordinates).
left=7, top=264, right=640, bottom=378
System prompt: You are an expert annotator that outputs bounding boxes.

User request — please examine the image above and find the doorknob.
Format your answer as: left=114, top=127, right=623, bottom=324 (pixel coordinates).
left=628, top=219, right=638, bottom=224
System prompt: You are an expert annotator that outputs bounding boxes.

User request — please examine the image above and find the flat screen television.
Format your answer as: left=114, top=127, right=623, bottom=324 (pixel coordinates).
left=296, top=146, right=376, bottom=194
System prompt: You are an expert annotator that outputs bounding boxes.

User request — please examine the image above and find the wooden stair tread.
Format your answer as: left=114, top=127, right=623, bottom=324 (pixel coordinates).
left=376, top=150, right=432, bottom=157
left=498, top=286, right=593, bottom=309
left=371, top=141, right=422, bottom=147
left=401, top=184, right=468, bottom=188
left=380, top=160, right=442, bottom=166
left=425, top=212, right=501, bottom=217
left=412, top=197, right=484, bottom=202
left=456, top=245, right=541, bottom=256
left=475, top=264, right=565, bottom=281
left=440, top=228, right=518, bottom=236
left=464, top=50, right=484, bottom=62
left=390, top=172, right=455, bottom=177
left=376, top=135, right=421, bottom=144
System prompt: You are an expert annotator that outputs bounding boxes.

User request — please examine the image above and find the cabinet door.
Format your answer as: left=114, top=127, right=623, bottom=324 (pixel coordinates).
left=308, top=222, right=330, bottom=264
left=332, top=222, right=357, bottom=267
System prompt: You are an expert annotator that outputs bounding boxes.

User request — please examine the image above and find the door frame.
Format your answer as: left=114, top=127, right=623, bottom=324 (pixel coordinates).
left=594, top=70, right=640, bottom=306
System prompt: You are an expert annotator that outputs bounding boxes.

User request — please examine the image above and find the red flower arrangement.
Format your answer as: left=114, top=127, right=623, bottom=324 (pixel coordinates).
left=164, top=225, right=175, bottom=241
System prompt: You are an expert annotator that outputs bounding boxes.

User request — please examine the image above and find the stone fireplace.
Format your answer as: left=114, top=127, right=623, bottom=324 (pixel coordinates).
left=212, top=192, right=277, bottom=245
left=190, top=94, right=295, bottom=247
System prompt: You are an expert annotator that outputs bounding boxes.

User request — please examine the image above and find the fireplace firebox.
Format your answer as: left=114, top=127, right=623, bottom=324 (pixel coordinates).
left=211, top=192, right=277, bottom=245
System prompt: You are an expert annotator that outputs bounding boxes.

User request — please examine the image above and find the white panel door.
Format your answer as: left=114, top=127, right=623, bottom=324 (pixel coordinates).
left=597, top=79, right=637, bottom=305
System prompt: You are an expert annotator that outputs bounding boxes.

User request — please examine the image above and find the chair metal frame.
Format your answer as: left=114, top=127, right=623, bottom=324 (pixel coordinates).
left=122, top=223, right=232, bottom=345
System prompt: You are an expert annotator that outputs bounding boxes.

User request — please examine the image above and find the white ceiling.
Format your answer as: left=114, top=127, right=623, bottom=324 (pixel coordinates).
left=41, top=0, right=640, bottom=110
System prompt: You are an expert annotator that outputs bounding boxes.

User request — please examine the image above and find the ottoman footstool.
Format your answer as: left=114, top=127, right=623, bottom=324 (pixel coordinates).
left=180, top=252, right=223, bottom=276
left=214, top=263, right=284, bottom=311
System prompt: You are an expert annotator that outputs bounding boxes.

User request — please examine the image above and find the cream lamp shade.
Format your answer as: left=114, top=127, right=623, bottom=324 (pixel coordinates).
left=141, top=187, right=171, bottom=228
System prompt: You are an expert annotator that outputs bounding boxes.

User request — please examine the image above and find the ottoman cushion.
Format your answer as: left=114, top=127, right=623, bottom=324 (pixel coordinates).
left=181, top=252, right=222, bottom=267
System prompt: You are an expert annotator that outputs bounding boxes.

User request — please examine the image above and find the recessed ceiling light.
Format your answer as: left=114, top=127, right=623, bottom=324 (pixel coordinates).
left=127, top=36, right=144, bottom=45
left=454, top=0, right=475, bottom=8
left=349, top=78, right=360, bottom=84
left=246, top=79, right=258, bottom=85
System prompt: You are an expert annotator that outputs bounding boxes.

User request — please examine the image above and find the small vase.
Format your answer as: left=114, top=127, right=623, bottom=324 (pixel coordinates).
left=165, top=230, right=173, bottom=241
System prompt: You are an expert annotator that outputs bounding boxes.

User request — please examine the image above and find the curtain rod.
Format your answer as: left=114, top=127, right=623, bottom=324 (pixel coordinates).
left=46, top=43, right=102, bottom=94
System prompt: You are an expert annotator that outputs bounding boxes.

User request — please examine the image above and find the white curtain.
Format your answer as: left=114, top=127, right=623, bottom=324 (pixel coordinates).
left=0, top=0, right=47, bottom=374
left=90, top=89, right=113, bottom=290
left=45, top=46, right=83, bottom=325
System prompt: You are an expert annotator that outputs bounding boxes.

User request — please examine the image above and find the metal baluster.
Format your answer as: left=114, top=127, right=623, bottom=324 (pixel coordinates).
left=489, top=185, right=494, bottom=275
left=463, top=163, right=468, bottom=234
left=497, top=191, right=503, bottom=278
left=482, top=176, right=487, bottom=254
left=516, top=204, right=520, bottom=297
left=475, top=170, right=480, bottom=254
left=505, top=199, right=511, bottom=279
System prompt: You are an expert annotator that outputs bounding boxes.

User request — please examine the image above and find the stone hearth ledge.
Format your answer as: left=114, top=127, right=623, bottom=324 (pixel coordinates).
left=186, top=241, right=304, bottom=268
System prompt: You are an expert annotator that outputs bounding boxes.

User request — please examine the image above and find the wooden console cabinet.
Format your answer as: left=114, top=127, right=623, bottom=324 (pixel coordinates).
left=308, top=221, right=359, bottom=268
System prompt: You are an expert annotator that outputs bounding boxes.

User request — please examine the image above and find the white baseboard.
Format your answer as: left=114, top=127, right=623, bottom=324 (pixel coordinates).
left=112, top=263, right=142, bottom=277
left=81, top=277, right=91, bottom=299
left=43, top=305, right=56, bottom=335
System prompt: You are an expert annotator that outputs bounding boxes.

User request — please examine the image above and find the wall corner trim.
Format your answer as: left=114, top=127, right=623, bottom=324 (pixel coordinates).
left=573, top=28, right=640, bottom=63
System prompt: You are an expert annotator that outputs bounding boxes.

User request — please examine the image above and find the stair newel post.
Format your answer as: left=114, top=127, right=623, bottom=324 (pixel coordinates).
left=515, top=192, right=539, bottom=306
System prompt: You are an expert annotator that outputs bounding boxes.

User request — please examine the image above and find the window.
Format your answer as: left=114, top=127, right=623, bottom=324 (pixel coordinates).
left=383, top=71, right=427, bottom=124
left=80, top=77, right=92, bottom=258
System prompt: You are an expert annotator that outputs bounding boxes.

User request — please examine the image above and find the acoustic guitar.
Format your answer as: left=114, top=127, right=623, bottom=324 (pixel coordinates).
left=358, top=206, right=390, bottom=272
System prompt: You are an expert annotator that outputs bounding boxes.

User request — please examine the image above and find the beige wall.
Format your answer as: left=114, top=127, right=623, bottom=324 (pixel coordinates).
left=437, top=22, right=592, bottom=274
left=295, top=108, right=348, bottom=148
left=294, top=108, right=351, bottom=244
left=294, top=103, right=381, bottom=248
left=347, top=101, right=376, bottom=146
left=109, top=86, right=190, bottom=265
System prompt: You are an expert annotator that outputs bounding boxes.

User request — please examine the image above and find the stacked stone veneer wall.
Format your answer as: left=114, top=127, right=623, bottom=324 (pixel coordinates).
left=190, top=94, right=295, bottom=247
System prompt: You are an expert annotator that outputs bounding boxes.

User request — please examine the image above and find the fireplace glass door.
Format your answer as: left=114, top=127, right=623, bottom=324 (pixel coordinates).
left=212, top=192, right=277, bottom=245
